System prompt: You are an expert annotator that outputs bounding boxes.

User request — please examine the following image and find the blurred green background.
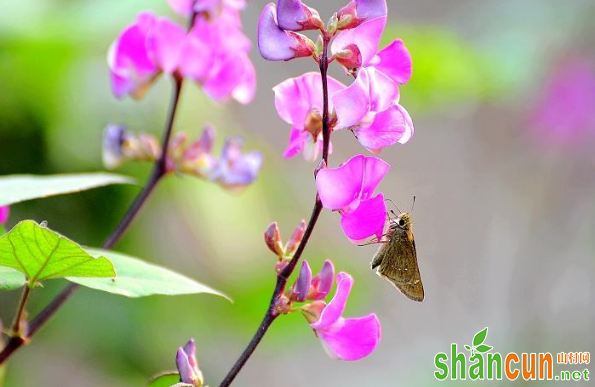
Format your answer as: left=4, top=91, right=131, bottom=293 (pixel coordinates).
left=1, top=0, right=594, bottom=386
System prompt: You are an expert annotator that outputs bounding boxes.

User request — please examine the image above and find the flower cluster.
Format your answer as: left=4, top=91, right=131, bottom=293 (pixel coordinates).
left=278, top=260, right=381, bottom=361
left=103, top=125, right=262, bottom=192
left=109, top=0, right=255, bottom=104
left=259, top=0, right=414, bottom=242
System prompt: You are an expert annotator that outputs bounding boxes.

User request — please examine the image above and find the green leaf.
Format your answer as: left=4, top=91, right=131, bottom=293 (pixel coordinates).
left=476, top=345, right=493, bottom=353
left=0, top=173, right=135, bottom=207
left=147, top=372, right=182, bottom=387
left=0, top=266, right=26, bottom=290
left=69, top=249, right=230, bottom=300
left=473, top=327, right=488, bottom=347
left=464, top=345, right=471, bottom=351
left=0, top=221, right=115, bottom=285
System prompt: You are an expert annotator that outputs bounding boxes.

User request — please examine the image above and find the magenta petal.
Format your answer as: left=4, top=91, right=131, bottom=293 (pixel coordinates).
left=315, top=155, right=365, bottom=210
left=310, top=260, right=335, bottom=300
left=202, top=52, right=253, bottom=103
left=146, top=17, right=186, bottom=74
left=317, top=314, right=381, bottom=361
left=168, top=0, right=193, bottom=15
left=366, top=67, right=399, bottom=113
left=340, top=193, right=386, bottom=241
left=231, top=53, right=257, bottom=104
left=283, top=127, right=308, bottom=158
left=178, top=33, right=213, bottom=82
left=355, top=0, right=387, bottom=20
left=373, top=39, right=412, bottom=85
left=360, top=156, right=390, bottom=199
left=356, top=104, right=414, bottom=151
left=332, top=16, right=386, bottom=68
left=0, top=206, right=9, bottom=224
left=311, top=272, right=353, bottom=330
left=333, top=70, right=370, bottom=128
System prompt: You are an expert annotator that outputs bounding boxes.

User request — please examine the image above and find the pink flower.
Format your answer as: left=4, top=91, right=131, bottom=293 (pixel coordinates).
left=273, top=72, right=346, bottom=160
left=168, top=0, right=246, bottom=17
left=276, top=0, right=323, bottom=31
left=333, top=67, right=413, bottom=153
left=315, top=154, right=389, bottom=241
left=108, top=12, right=160, bottom=99
left=307, top=272, right=381, bottom=361
left=176, top=339, right=204, bottom=387
left=109, top=10, right=255, bottom=104
left=331, top=16, right=386, bottom=73
left=0, top=206, right=9, bottom=225
left=258, top=3, right=315, bottom=61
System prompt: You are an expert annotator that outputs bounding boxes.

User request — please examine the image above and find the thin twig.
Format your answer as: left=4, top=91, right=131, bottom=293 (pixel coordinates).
left=218, top=37, right=332, bottom=387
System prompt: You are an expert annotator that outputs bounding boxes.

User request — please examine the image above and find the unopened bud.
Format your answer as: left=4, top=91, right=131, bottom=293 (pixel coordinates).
left=309, top=260, right=335, bottom=300
left=285, top=220, right=306, bottom=256
left=264, top=222, right=284, bottom=258
left=176, top=339, right=204, bottom=387
left=326, top=13, right=339, bottom=35
left=291, top=260, right=312, bottom=302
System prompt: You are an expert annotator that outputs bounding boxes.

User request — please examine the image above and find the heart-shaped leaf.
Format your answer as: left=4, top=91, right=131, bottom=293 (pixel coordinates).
left=69, top=249, right=229, bottom=300
left=0, top=173, right=135, bottom=207
left=147, top=372, right=183, bottom=387
left=473, top=327, right=488, bottom=347
left=476, top=345, right=493, bottom=353
left=0, top=221, right=115, bottom=285
left=0, top=266, right=26, bottom=290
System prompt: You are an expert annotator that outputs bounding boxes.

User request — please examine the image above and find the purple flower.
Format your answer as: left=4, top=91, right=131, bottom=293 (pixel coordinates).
left=276, top=0, right=323, bottom=31
left=333, top=67, right=413, bottom=153
left=273, top=72, right=346, bottom=160
left=315, top=154, right=389, bottom=241
left=209, top=138, right=263, bottom=191
left=331, top=16, right=386, bottom=73
left=291, top=260, right=313, bottom=302
left=308, top=272, right=381, bottom=361
left=258, top=3, right=315, bottom=61
left=0, top=206, right=9, bottom=225
left=176, top=339, right=204, bottom=387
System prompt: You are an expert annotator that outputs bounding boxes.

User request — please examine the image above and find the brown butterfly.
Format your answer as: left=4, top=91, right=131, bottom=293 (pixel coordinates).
left=370, top=200, right=424, bottom=302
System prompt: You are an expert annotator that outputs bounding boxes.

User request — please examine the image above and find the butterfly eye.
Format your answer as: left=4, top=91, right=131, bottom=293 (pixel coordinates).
left=398, top=219, right=406, bottom=227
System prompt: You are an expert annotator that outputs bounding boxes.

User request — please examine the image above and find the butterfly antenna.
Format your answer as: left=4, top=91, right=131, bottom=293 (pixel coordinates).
left=385, top=198, right=402, bottom=214
left=410, top=195, right=416, bottom=214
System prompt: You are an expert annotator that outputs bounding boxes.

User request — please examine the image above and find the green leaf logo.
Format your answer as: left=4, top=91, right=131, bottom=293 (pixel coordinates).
left=466, top=327, right=490, bottom=356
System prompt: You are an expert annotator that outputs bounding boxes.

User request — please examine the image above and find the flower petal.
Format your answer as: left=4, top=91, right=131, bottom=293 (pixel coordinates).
left=146, top=17, right=186, bottom=74
left=331, top=16, right=386, bottom=69
left=333, top=70, right=370, bottom=128
left=311, top=272, right=353, bottom=330
left=360, top=156, right=389, bottom=199
left=372, top=39, right=412, bottom=85
left=0, top=206, right=10, bottom=224
left=178, top=32, right=214, bottom=82
left=310, top=259, right=335, bottom=300
left=340, top=193, right=386, bottom=241
left=355, top=0, right=387, bottom=20
left=203, top=52, right=256, bottom=104
left=355, top=103, right=414, bottom=152
left=283, top=127, right=308, bottom=158
left=277, top=0, right=322, bottom=31
left=317, top=314, right=381, bottom=361
left=366, top=67, right=399, bottom=113
left=315, top=155, right=365, bottom=210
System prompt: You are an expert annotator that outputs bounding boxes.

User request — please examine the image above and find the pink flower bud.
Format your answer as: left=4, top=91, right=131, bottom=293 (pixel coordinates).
left=0, top=206, right=10, bottom=225
left=290, top=260, right=312, bottom=302
left=276, top=0, right=323, bottom=31
left=176, top=339, right=204, bottom=387
left=309, top=260, right=334, bottom=300
left=258, top=3, right=314, bottom=61
left=285, top=220, right=306, bottom=255
left=264, top=222, right=284, bottom=257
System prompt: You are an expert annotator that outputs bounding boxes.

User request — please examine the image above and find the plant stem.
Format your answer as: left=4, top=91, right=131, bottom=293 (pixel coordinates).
left=10, top=287, right=31, bottom=336
left=0, top=76, right=184, bottom=366
left=218, top=37, right=332, bottom=387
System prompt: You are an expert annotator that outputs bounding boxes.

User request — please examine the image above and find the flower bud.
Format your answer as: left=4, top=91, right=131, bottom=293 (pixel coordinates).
left=285, top=220, right=306, bottom=256
left=258, top=3, right=314, bottom=61
left=176, top=339, right=204, bottom=387
left=102, top=124, right=128, bottom=169
left=326, top=13, right=339, bottom=35
left=337, top=0, right=387, bottom=30
left=264, top=222, right=284, bottom=258
left=0, top=206, right=10, bottom=225
left=290, top=260, right=312, bottom=302
left=309, top=260, right=334, bottom=300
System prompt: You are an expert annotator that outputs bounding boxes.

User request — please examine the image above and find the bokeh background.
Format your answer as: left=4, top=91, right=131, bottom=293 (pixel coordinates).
left=1, top=0, right=594, bottom=385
